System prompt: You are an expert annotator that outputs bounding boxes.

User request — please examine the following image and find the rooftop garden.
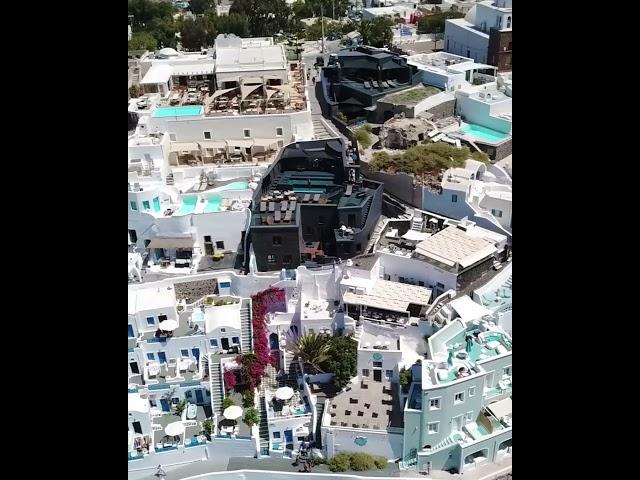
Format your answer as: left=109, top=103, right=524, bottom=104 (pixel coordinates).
left=383, top=85, right=441, bottom=105
left=291, top=332, right=357, bottom=389
left=369, top=143, right=490, bottom=178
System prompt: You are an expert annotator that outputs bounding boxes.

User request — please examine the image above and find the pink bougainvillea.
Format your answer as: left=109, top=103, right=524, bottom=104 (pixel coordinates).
left=235, top=287, right=286, bottom=390
left=223, top=368, right=237, bottom=392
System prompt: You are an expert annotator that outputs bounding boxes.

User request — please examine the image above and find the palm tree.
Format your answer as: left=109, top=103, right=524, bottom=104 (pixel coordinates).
left=290, top=333, right=331, bottom=373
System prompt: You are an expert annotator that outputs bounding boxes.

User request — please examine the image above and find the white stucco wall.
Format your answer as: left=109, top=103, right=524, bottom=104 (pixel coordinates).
left=324, top=427, right=404, bottom=460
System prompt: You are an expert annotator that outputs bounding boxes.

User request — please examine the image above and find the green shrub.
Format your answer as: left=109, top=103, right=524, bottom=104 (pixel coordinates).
left=373, top=455, right=388, bottom=469
left=202, top=418, right=214, bottom=435
left=243, top=407, right=259, bottom=428
left=328, top=453, right=352, bottom=472
left=174, top=399, right=187, bottom=415
left=354, top=126, right=373, bottom=150
left=242, top=390, right=255, bottom=408
left=222, top=397, right=235, bottom=409
left=335, top=112, right=347, bottom=123
left=349, top=452, right=375, bottom=471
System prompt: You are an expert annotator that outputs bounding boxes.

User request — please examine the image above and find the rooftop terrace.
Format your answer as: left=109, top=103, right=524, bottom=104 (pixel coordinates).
left=328, top=380, right=403, bottom=430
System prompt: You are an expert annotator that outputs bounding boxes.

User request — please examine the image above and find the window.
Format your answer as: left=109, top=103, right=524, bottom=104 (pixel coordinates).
left=172, top=398, right=180, bottom=405
left=276, top=127, right=283, bottom=136
left=210, top=339, right=218, bottom=347
left=362, top=369, right=370, bottom=377
left=267, top=254, right=277, bottom=264
left=429, top=398, right=441, bottom=410
left=130, top=201, right=138, bottom=211
left=277, top=140, right=284, bottom=148
left=454, top=392, right=465, bottom=404
left=373, top=361, right=382, bottom=368
left=232, top=337, right=240, bottom=345
left=147, top=353, right=155, bottom=360
left=220, top=328, right=226, bottom=333
left=204, top=131, right=211, bottom=139
left=418, top=281, right=424, bottom=287
left=491, top=209, right=503, bottom=218
left=129, top=229, right=138, bottom=243
left=451, top=194, right=458, bottom=203
left=142, top=200, right=150, bottom=210
left=273, top=236, right=282, bottom=246
left=427, top=422, right=439, bottom=434
left=466, top=411, right=473, bottom=422
left=216, top=241, right=225, bottom=249
left=273, top=432, right=281, bottom=439
left=506, top=16, right=511, bottom=28
left=243, top=129, right=251, bottom=138
left=436, top=282, right=445, bottom=290
left=503, top=366, right=512, bottom=377
left=385, top=369, right=393, bottom=379
left=158, top=315, right=167, bottom=322
left=308, top=328, right=315, bottom=334
left=169, top=133, right=177, bottom=141
left=146, top=316, right=155, bottom=326
left=204, top=235, right=212, bottom=243
left=283, top=255, right=292, bottom=264
left=469, top=386, right=476, bottom=397
left=398, top=276, right=405, bottom=283
left=181, top=350, right=189, bottom=357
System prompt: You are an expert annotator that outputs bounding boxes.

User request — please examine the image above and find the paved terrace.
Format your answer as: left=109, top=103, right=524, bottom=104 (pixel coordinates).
left=328, top=380, right=403, bottom=430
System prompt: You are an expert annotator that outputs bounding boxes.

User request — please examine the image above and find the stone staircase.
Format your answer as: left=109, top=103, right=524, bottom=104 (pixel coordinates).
left=314, top=401, right=324, bottom=448
left=312, top=117, right=333, bottom=140
left=209, top=358, right=224, bottom=415
left=257, top=389, right=270, bottom=456
left=240, top=299, right=252, bottom=353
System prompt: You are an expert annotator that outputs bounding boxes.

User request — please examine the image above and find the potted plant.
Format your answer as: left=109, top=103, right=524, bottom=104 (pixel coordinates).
left=243, top=407, right=259, bottom=428
left=202, top=418, right=214, bottom=440
left=222, top=397, right=235, bottom=409
left=175, top=399, right=187, bottom=416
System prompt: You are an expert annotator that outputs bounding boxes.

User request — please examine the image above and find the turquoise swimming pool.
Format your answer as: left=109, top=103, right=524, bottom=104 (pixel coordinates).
left=153, top=106, right=203, bottom=118
left=176, top=195, right=198, bottom=215
left=219, top=181, right=248, bottom=191
left=462, top=123, right=509, bottom=143
left=205, top=194, right=222, bottom=213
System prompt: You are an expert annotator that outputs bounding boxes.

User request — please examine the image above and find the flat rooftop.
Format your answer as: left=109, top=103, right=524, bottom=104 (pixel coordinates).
left=414, top=226, right=498, bottom=269
left=328, top=380, right=403, bottom=430
left=446, top=18, right=490, bottom=39
left=360, top=330, right=401, bottom=351
left=343, top=279, right=432, bottom=313
left=215, top=45, right=287, bottom=72
left=406, top=52, right=473, bottom=71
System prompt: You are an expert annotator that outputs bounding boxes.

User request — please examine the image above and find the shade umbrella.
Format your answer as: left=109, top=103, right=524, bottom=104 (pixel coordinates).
left=447, top=349, right=453, bottom=366
left=159, top=319, right=178, bottom=331
left=223, top=405, right=243, bottom=420
left=275, top=386, right=294, bottom=401
left=465, top=336, right=473, bottom=353
left=164, top=421, right=184, bottom=436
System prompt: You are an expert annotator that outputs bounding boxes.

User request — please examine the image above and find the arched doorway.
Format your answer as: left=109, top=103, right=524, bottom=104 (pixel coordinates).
left=269, top=332, right=279, bottom=351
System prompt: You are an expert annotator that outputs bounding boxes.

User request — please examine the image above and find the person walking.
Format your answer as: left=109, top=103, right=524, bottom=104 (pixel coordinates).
left=154, top=465, right=166, bottom=479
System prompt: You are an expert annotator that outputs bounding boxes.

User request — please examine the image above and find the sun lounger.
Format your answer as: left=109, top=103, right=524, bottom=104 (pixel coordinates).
left=275, top=210, right=281, bottom=222
left=289, top=200, right=297, bottom=210
left=269, top=202, right=275, bottom=212
left=455, top=139, right=461, bottom=148
left=284, top=210, right=292, bottom=222
left=432, top=133, right=445, bottom=142
left=427, top=129, right=440, bottom=138
left=312, top=194, right=320, bottom=202
left=345, top=184, right=353, bottom=196
left=371, top=80, right=379, bottom=88
left=381, top=81, right=389, bottom=88
left=364, top=81, right=371, bottom=89
left=281, top=201, right=288, bottom=212
left=303, top=194, right=311, bottom=202
left=260, top=201, right=267, bottom=212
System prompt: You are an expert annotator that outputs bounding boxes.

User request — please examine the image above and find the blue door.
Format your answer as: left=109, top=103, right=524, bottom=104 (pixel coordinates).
left=284, top=430, right=293, bottom=444
left=128, top=324, right=135, bottom=338
left=158, top=352, right=167, bottom=364
left=160, top=399, right=170, bottom=412
left=192, top=348, right=200, bottom=362
left=195, top=390, right=204, bottom=404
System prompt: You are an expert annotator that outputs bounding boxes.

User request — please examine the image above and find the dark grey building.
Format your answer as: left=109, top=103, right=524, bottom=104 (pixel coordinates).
left=248, top=139, right=384, bottom=272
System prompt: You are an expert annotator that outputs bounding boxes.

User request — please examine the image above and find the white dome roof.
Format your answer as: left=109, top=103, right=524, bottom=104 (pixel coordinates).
left=157, top=47, right=178, bottom=58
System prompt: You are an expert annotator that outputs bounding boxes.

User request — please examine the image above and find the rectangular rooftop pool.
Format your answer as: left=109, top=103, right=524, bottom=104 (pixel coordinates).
left=153, top=106, right=203, bottom=118
left=462, top=122, right=509, bottom=143
left=175, top=195, right=197, bottom=215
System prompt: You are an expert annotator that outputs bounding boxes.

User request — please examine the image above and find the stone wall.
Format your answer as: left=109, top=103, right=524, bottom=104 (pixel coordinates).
left=175, top=279, right=219, bottom=303
left=360, top=161, right=424, bottom=208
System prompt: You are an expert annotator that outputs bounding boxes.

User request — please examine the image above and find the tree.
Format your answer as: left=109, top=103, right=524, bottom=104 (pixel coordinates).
left=358, top=17, right=394, bottom=48
left=189, top=0, right=213, bottom=15
left=180, top=17, right=209, bottom=50
left=291, top=333, right=331, bottom=373
left=292, top=0, right=314, bottom=19
left=324, top=335, right=357, bottom=389
left=417, top=11, right=464, bottom=35
left=243, top=407, right=259, bottom=428
left=230, top=0, right=291, bottom=37
left=148, top=17, right=179, bottom=48
left=222, top=396, right=235, bottom=409
left=399, top=367, right=412, bottom=392
left=215, top=13, right=250, bottom=38
left=304, top=19, right=343, bottom=41
left=128, top=0, right=175, bottom=28
left=129, top=31, right=158, bottom=51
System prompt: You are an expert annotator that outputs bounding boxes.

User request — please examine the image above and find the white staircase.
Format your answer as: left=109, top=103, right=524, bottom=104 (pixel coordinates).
left=209, top=359, right=224, bottom=415
left=240, top=299, right=252, bottom=353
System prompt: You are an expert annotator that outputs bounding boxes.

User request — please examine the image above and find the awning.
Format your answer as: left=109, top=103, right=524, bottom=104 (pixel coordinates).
left=212, top=87, right=238, bottom=99
left=449, top=295, right=493, bottom=322
left=171, top=63, right=214, bottom=76
left=140, top=64, right=172, bottom=85
left=198, top=140, right=227, bottom=150
left=486, top=397, right=512, bottom=420
left=252, top=138, right=278, bottom=148
left=227, top=139, right=254, bottom=148
left=170, top=142, right=199, bottom=152
left=241, top=83, right=264, bottom=100
left=147, top=237, right=195, bottom=249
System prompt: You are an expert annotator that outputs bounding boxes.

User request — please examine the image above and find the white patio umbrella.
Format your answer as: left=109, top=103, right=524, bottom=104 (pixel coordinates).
left=159, top=319, right=178, bottom=331
left=164, top=421, right=184, bottom=436
left=223, top=405, right=243, bottom=420
left=275, top=386, right=294, bottom=400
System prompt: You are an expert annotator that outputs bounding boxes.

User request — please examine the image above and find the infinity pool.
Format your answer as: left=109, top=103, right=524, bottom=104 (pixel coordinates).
left=205, top=194, right=222, bottom=213
left=219, top=181, right=248, bottom=191
left=176, top=195, right=198, bottom=215
left=153, top=106, right=203, bottom=118
left=462, top=122, right=509, bottom=143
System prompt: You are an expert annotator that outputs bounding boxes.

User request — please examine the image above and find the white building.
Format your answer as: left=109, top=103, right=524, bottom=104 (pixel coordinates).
left=444, top=0, right=512, bottom=64
left=406, top=52, right=497, bottom=92
left=421, top=159, right=512, bottom=238
left=362, top=3, right=417, bottom=21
